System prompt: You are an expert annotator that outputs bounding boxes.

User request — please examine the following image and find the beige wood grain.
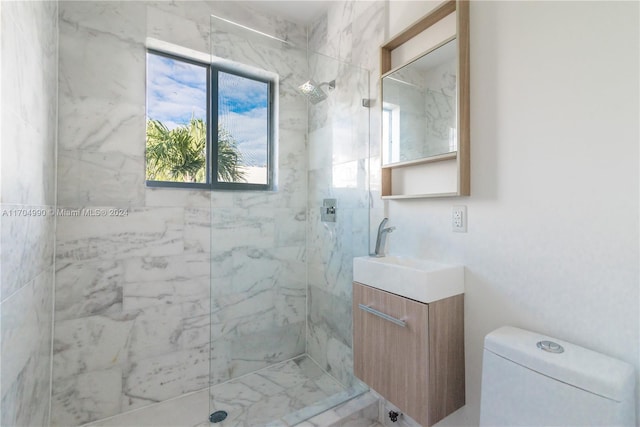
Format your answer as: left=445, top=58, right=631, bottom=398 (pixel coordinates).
left=427, top=294, right=466, bottom=426
left=381, top=48, right=392, bottom=76
left=382, top=152, right=457, bottom=170
left=382, top=0, right=456, bottom=53
left=381, top=168, right=392, bottom=197
left=353, top=282, right=430, bottom=426
left=354, top=283, right=466, bottom=427
left=457, top=0, right=470, bottom=196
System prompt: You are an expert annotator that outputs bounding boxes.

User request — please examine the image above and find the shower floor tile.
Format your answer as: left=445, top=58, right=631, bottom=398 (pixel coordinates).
left=83, top=389, right=209, bottom=427
left=208, top=355, right=348, bottom=426
left=82, top=355, right=356, bottom=427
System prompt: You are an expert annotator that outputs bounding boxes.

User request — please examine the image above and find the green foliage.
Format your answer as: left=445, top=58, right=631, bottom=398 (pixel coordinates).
left=146, top=118, right=246, bottom=183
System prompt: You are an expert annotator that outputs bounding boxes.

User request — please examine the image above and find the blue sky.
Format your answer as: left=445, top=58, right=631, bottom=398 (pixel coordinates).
left=146, top=53, right=268, bottom=167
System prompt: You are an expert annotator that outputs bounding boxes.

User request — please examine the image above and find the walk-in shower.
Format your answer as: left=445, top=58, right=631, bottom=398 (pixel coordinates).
left=206, top=12, right=371, bottom=427
left=44, top=2, right=370, bottom=425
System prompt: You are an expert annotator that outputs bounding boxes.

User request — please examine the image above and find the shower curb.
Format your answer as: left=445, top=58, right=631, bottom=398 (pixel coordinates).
left=294, top=392, right=379, bottom=427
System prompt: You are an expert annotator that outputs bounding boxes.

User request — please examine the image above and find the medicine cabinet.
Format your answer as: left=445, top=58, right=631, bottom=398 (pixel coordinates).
left=380, top=0, right=469, bottom=198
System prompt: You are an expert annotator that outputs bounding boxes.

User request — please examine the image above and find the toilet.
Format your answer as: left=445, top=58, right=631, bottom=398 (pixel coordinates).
left=479, top=326, right=636, bottom=426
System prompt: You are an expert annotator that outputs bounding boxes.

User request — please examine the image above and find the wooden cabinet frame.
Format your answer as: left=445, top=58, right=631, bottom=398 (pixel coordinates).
left=380, top=0, right=470, bottom=198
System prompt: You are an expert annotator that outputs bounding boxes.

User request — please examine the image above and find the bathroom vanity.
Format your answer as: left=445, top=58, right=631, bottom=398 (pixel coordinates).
left=352, top=256, right=465, bottom=427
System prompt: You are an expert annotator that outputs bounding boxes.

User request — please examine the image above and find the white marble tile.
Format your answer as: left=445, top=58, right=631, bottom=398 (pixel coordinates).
left=184, top=208, right=211, bottom=254
left=126, top=303, right=184, bottom=362
left=144, top=187, right=217, bottom=209
left=195, top=1, right=307, bottom=48
left=1, top=112, right=57, bottom=206
left=182, top=312, right=210, bottom=350
left=237, top=371, right=285, bottom=396
left=279, top=100, right=308, bottom=132
left=306, top=323, right=356, bottom=388
left=239, top=392, right=295, bottom=426
left=58, top=97, right=145, bottom=157
left=314, top=374, right=348, bottom=397
left=122, top=254, right=210, bottom=316
left=308, top=13, right=329, bottom=58
left=53, top=314, right=134, bottom=380
left=0, top=204, right=55, bottom=299
left=57, top=150, right=146, bottom=207
left=60, top=1, right=146, bottom=43
left=58, top=20, right=145, bottom=104
left=1, top=0, right=57, bottom=141
left=51, top=367, right=124, bottom=427
left=256, top=359, right=311, bottom=390
left=55, top=259, right=124, bottom=321
left=123, top=277, right=208, bottom=313
left=146, top=4, right=209, bottom=55
left=56, top=207, right=184, bottom=263
left=228, top=323, right=305, bottom=379
left=81, top=356, right=362, bottom=427
left=327, top=1, right=355, bottom=42
left=122, top=253, right=209, bottom=284
left=210, top=208, right=275, bottom=251
left=84, top=389, right=209, bottom=427
left=123, top=347, right=209, bottom=409
left=350, top=2, right=385, bottom=71
left=1, top=267, right=53, bottom=427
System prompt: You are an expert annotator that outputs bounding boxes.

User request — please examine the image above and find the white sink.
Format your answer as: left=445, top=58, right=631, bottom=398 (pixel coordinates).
left=353, top=256, right=464, bottom=304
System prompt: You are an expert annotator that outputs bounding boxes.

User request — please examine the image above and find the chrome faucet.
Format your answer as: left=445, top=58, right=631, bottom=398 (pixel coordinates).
left=373, top=218, right=395, bottom=257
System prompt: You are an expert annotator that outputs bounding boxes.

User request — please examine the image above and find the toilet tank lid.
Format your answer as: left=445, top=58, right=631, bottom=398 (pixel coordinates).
left=484, top=326, right=635, bottom=402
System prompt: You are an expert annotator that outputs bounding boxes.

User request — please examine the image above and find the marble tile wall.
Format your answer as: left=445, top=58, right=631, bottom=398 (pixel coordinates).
left=52, top=1, right=309, bottom=425
left=306, top=1, right=383, bottom=387
left=0, top=1, right=59, bottom=426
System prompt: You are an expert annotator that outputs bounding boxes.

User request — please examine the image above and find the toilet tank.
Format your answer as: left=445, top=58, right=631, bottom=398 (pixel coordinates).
left=480, top=326, right=636, bottom=427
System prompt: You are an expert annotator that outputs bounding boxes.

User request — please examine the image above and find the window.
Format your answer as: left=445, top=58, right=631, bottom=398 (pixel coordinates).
left=145, top=50, right=274, bottom=190
left=382, top=103, right=400, bottom=164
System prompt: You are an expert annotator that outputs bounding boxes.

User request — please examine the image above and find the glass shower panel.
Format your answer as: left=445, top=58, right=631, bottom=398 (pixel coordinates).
left=209, top=14, right=369, bottom=426
left=305, top=50, right=371, bottom=390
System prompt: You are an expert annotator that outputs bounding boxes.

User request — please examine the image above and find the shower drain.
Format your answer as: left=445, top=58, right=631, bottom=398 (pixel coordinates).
left=209, top=410, right=228, bottom=423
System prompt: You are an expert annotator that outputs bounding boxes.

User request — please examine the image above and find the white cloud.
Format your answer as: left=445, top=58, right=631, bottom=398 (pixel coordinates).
left=220, top=108, right=269, bottom=166
left=146, top=53, right=207, bottom=125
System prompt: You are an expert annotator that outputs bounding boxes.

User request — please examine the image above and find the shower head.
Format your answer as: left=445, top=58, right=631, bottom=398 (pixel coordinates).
left=298, top=79, right=335, bottom=105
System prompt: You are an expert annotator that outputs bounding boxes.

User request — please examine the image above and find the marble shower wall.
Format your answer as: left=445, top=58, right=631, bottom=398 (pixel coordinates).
left=307, top=0, right=387, bottom=244
left=0, top=1, right=58, bottom=426
left=53, top=2, right=307, bottom=425
left=306, top=1, right=383, bottom=387
left=208, top=11, right=309, bottom=383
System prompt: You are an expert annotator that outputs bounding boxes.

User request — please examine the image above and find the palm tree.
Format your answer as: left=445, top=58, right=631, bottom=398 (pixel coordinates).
left=146, top=118, right=246, bottom=183
left=216, top=125, right=246, bottom=182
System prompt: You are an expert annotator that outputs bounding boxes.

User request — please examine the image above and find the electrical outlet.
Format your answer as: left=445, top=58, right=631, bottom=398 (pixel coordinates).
left=452, top=205, right=467, bottom=232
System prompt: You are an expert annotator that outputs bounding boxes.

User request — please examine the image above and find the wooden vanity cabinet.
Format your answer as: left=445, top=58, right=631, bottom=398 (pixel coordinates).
left=353, top=282, right=465, bottom=427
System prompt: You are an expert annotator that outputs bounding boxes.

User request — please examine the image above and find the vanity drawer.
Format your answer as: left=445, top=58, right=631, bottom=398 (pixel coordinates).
left=353, top=281, right=465, bottom=427
left=353, top=282, right=429, bottom=424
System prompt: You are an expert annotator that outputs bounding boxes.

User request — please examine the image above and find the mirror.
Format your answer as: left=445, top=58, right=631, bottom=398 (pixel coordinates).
left=382, top=38, right=457, bottom=165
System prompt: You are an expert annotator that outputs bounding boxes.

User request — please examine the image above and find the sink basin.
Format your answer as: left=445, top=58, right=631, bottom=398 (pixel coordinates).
left=353, top=256, right=464, bottom=304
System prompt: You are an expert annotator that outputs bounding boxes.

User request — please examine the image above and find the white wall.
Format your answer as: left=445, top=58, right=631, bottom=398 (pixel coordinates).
left=383, top=1, right=639, bottom=425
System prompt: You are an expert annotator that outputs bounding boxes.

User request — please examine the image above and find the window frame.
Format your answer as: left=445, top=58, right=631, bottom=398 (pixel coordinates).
left=145, top=49, right=275, bottom=191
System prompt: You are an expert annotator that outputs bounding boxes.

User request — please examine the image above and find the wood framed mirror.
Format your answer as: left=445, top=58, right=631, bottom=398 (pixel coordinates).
left=380, top=0, right=469, bottom=199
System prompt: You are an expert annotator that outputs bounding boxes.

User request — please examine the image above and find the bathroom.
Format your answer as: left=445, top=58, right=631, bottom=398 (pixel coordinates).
left=1, top=0, right=638, bottom=426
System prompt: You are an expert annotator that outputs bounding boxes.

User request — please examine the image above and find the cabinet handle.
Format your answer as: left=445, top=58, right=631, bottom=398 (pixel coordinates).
left=358, top=304, right=406, bottom=327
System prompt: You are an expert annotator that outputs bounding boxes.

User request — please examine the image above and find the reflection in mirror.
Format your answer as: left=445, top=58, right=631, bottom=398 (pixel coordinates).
left=382, top=38, right=457, bottom=165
